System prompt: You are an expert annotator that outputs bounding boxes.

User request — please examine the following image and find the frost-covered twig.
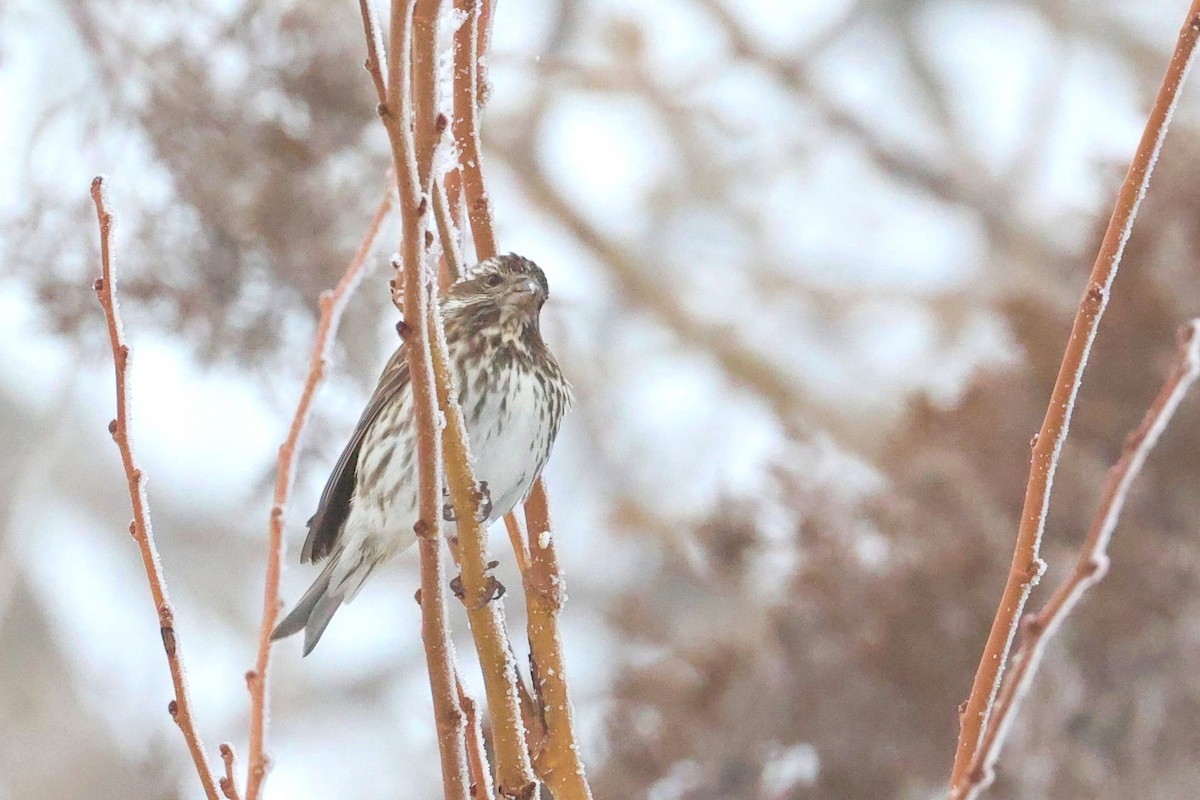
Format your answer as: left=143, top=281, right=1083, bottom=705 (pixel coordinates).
left=243, top=184, right=393, bottom=800
left=433, top=179, right=464, bottom=284
left=359, top=2, right=473, bottom=798
left=455, top=666, right=497, bottom=799
left=90, top=175, right=220, bottom=800
left=219, top=743, right=243, bottom=800
left=445, top=0, right=592, bottom=791
left=451, top=0, right=497, bottom=257
left=948, top=4, right=1200, bottom=794
left=428, top=310, right=538, bottom=797
left=962, top=321, right=1200, bottom=797
left=523, top=481, right=594, bottom=799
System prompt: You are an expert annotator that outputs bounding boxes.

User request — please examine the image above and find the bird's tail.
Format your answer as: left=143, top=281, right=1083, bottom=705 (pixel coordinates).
left=271, top=558, right=345, bottom=656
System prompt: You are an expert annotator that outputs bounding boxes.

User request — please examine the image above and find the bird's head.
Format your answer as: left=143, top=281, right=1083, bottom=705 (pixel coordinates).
left=443, top=253, right=550, bottom=341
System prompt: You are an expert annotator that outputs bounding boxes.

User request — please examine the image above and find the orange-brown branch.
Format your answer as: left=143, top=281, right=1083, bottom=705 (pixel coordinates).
left=961, top=321, right=1200, bottom=798
left=452, top=0, right=497, bottom=258
left=364, top=1, right=472, bottom=796
left=244, top=185, right=393, bottom=800
left=948, top=5, right=1200, bottom=793
left=219, top=744, right=243, bottom=800
left=524, top=481, right=594, bottom=799
left=455, top=667, right=497, bottom=799
left=90, top=175, right=220, bottom=800
left=428, top=311, right=538, bottom=798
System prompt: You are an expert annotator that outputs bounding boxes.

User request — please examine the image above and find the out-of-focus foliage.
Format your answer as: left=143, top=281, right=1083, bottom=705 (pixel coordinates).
left=3, top=0, right=1200, bottom=798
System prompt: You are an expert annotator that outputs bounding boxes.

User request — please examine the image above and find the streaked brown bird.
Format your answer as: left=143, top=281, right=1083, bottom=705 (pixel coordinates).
left=272, top=253, right=572, bottom=655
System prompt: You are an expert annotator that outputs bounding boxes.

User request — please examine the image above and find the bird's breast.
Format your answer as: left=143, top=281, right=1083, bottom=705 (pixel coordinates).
left=463, top=367, right=551, bottom=520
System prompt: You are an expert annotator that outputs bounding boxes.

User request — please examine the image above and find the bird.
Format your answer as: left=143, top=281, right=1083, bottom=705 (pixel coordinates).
left=272, top=253, right=572, bottom=655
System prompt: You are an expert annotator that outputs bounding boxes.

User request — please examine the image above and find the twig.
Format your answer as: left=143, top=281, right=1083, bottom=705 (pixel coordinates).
left=523, top=481, right=594, bottom=799
left=411, top=0, right=439, bottom=192
left=244, top=184, right=393, bottom=800
left=358, top=0, right=388, bottom=107
left=434, top=178, right=465, bottom=284
left=363, top=2, right=472, bottom=797
left=219, top=744, right=243, bottom=800
left=504, top=513, right=530, bottom=575
left=947, top=5, right=1200, bottom=794
left=452, top=0, right=497, bottom=257
left=455, top=667, right=497, bottom=800
left=90, top=175, right=220, bottom=800
left=961, top=321, right=1200, bottom=797
left=447, top=0, right=589, bottom=791
left=429, top=311, right=538, bottom=798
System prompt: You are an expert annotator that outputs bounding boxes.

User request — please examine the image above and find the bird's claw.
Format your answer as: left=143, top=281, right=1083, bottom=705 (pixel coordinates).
left=475, top=481, right=493, bottom=522
left=450, top=560, right=505, bottom=608
left=442, top=481, right=493, bottom=523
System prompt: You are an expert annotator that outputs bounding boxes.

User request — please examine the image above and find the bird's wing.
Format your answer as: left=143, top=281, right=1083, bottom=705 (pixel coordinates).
left=302, top=347, right=410, bottom=563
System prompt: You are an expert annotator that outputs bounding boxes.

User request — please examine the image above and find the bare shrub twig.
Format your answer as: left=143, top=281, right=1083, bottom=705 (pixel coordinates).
left=363, top=0, right=473, bottom=796
left=219, top=743, right=243, bottom=800
left=244, top=184, right=394, bottom=800
left=948, top=4, right=1200, bottom=793
left=455, top=667, right=497, bottom=799
left=962, top=320, right=1200, bottom=797
left=522, top=482, right=594, bottom=799
left=90, top=175, right=220, bottom=800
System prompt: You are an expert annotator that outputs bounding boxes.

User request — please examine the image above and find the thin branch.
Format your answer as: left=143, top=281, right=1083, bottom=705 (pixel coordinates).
left=412, top=0, right=439, bottom=191
left=504, top=513, right=530, bottom=576
left=244, top=184, right=393, bottom=800
left=456, top=667, right=497, bottom=800
left=948, top=5, right=1200, bottom=793
left=358, top=0, right=389, bottom=106
left=452, top=0, right=497, bottom=257
left=523, top=481, right=594, bottom=799
left=429, top=311, right=538, bottom=798
left=365, top=2, right=472, bottom=797
left=446, top=0, right=589, bottom=790
left=219, top=744, right=243, bottom=800
left=434, top=178, right=465, bottom=284
left=961, top=321, right=1200, bottom=797
left=90, top=175, right=220, bottom=800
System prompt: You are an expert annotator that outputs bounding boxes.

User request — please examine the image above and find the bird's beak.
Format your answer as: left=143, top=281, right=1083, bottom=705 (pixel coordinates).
left=515, top=277, right=543, bottom=305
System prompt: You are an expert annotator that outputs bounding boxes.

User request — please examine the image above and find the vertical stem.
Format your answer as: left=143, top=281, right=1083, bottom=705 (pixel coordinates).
left=90, top=176, right=220, bottom=800
left=452, top=0, right=498, bottom=258
left=948, top=5, right=1200, bottom=793
left=429, top=308, right=539, bottom=798
left=373, top=0, right=473, bottom=796
left=244, top=186, right=391, bottom=800
left=524, top=481, right=594, bottom=799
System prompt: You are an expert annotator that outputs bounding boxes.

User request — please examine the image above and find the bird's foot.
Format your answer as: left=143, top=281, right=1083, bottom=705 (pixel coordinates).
left=441, top=481, right=493, bottom=523
left=450, top=560, right=506, bottom=609
left=475, top=481, right=493, bottom=522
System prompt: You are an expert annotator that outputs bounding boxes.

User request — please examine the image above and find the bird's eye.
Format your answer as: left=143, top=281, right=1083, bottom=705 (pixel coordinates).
left=485, top=274, right=503, bottom=288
